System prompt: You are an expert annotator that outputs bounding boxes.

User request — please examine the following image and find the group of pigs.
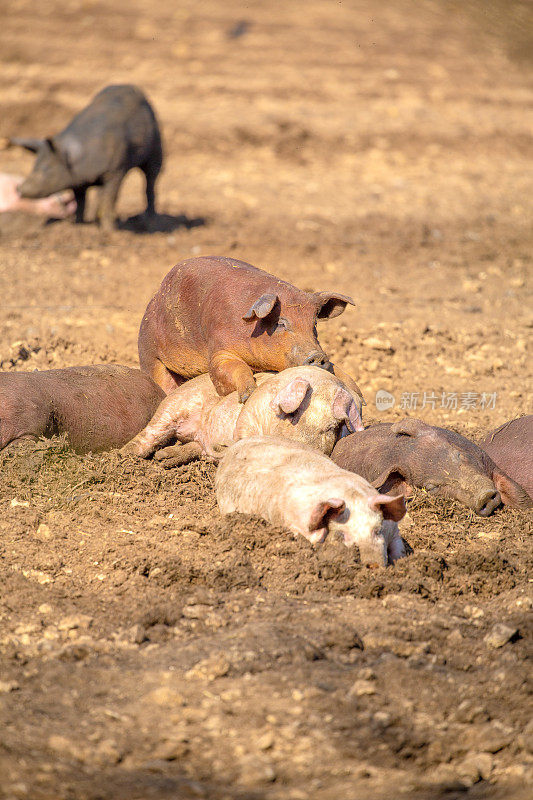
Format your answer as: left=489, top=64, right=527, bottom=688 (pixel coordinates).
left=2, top=84, right=531, bottom=566
left=1, top=255, right=531, bottom=568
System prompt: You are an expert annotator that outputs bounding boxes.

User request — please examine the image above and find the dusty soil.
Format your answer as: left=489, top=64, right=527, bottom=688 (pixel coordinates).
left=0, top=1, right=532, bottom=798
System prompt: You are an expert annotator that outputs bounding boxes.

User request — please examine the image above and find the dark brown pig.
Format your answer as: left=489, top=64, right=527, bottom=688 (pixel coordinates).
left=331, top=418, right=532, bottom=516
left=0, top=365, right=165, bottom=454
left=138, top=255, right=362, bottom=402
left=481, top=416, right=532, bottom=500
left=10, top=85, right=162, bottom=231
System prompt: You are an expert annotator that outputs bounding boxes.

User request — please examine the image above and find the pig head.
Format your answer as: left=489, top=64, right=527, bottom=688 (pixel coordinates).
left=138, top=256, right=362, bottom=403
left=331, top=418, right=531, bottom=516
left=10, top=138, right=73, bottom=198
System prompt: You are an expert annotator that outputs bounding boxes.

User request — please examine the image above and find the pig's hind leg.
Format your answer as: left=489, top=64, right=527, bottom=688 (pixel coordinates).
left=154, top=441, right=203, bottom=468
left=141, top=138, right=162, bottom=223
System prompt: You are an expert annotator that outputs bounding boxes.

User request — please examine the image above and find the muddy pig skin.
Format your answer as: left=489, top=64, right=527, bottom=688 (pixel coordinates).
left=123, top=365, right=364, bottom=466
left=331, top=418, right=532, bottom=516
left=0, top=365, right=165, bottom=454
left=216, top=436, right=407, bottom=567
left=481, top=416, right=533, bottom=500
left=138, top=255, right=363, bottom=402
left=10, top=85, right=162, bottom=231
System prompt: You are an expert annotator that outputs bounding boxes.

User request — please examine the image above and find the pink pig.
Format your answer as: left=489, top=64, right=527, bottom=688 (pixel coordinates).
left=122, top=365, right=363, bottom=467
left=215, top=436, right=407, bottom=567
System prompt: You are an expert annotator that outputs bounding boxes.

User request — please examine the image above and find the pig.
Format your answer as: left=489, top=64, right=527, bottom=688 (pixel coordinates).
left=331, top=418, right=532, bottom=516
left=122, top=365, right=364, bottom=467
left=10, top=85, right=162, bottom=231
left=215, top=436, right=407, bottom=567
left=0, top=173, right=76, bottom=218
left=480, top=416, right=533, bottom=500
left=0, top=365, right=165, bottom=455
left=138, top=255, right=363, bottom=403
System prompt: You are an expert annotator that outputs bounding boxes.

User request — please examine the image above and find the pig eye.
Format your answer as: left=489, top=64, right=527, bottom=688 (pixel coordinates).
left=275, top=317, right=290, bottom=332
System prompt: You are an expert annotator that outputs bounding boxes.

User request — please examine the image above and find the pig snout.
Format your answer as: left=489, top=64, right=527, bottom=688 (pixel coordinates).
left=17, top=176, right=45, bottom=199
left=474, top=488, right=501, bottom=517
left=290, top=344, right=331, bottom=370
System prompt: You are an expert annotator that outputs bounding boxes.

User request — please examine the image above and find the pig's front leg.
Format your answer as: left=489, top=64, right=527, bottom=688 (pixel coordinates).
left=209, top=350, right=257, bottom=402
left=121, top=394, right=184, bottom=458
left=97, top=170, right=125, bottom=232
left=154, top=441, right=203, bottom=468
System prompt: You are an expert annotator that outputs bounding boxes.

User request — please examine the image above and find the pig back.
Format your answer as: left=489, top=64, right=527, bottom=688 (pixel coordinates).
left=58, top=85, right=159, bottom=180
left=41, top=365, right=165, bottom=453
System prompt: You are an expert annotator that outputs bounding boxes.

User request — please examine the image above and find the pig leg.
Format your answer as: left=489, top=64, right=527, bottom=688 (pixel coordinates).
left=121, top=393, right=187, bottom=458
left=74, top=187, right=87, bottom=224
left=141, top=141, right=162, bottom=221
left=209, top=351, right=257, bottom=402
left=149, top=358, right=186, bottom=395
left=96, top=170, right=125, bottom=232
left=154, top=442, right=203, bottom=468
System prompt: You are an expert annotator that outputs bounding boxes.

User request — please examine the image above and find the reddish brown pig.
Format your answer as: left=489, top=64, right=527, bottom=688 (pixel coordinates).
left=138, top=256, right=362, bottom=402
left=481, top=416, right=532, bottom=500
left=331, top=418, right=532, bottom=516
left=0, top=365, right=165, bottom=454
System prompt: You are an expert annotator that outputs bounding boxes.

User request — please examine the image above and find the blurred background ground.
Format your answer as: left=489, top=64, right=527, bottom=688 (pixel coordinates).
left=0, top=1, right=532, bottom=799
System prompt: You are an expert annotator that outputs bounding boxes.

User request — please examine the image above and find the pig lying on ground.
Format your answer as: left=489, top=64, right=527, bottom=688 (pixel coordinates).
left=0, top=173, right=76, bottom=218
left=216, top=436, right=407, bottom=567
left=481, top=416, right=533, bottom=501
left=122, top=365, right=364, bottom=467
left=0, top=365, right=165, bottom=455
left=138, top=255, right=363, bottom=402
left=331, top=418, right=532, bottom=516
left=10, top=85, right=162, bottom=232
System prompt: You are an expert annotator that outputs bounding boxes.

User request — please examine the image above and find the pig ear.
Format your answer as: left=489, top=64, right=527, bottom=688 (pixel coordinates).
left=309, top=498, right=346, bottom=531
left=368, top=493, right=406, bottom=522
left=391, top=418, right=429, bottom=437
left=271, top=377, right=310, bottom=414
left=243, top=293, right=279, bottom=322
left=9, top=137, right=44, bottom=153
left=315, top=292, right=355, bottom=320
left=332, top=387, right=364, bottom=432
left=492, top=470, right=533, bottom=509
left=372, top=469, right=413, bottom=498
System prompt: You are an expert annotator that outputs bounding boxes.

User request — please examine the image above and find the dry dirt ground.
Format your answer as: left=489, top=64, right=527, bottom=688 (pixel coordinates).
left=0, top=1, right=532, bottom=799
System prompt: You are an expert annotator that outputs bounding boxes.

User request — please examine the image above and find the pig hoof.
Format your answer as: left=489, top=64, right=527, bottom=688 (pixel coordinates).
left=238, top=386, right=256, bottom=403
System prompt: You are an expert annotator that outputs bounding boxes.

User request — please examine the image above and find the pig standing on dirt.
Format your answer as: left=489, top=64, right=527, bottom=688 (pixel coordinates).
left=138, top=255, right=363, bottom=403
left=123, top=365, right=364, bottom=467
left=0, top=365, right=165, bottom=455
left=481, top=416, right=533, bottom=501
left=216, top=436, right=407, bottom=567
left=10, top=85, right=162, bottom=231
left=331, top=418, right=532, bottom=516
left=0, top=173, right=76, bottom=218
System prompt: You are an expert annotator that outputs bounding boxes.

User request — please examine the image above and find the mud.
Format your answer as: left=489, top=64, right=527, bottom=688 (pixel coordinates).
left=1, top=1, right=532, bottom=799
